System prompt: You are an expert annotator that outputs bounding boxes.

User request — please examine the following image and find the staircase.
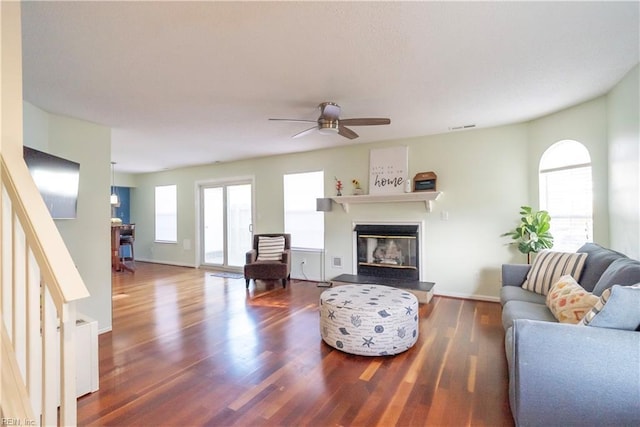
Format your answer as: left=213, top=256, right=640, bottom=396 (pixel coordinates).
left=1, top=154, right=90, bottom=425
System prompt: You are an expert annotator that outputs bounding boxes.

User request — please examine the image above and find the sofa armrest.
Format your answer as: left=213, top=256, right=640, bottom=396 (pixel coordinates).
left=502, top=264, right=531, bottom=287
left=507, top=319, right=640, bottom=426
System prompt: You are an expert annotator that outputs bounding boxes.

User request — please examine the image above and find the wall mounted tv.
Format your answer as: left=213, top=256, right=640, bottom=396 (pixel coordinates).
left=23, top=146, right=80, bottom=219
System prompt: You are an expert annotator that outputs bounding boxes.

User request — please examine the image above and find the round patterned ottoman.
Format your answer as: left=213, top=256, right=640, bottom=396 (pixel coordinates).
left=319, top=284, right=419, bottom=356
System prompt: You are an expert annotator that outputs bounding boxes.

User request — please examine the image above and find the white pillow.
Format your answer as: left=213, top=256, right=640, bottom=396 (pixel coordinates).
left=257, top=236, right=285, bottom=261
left=522, top=250, right=588, bottom=295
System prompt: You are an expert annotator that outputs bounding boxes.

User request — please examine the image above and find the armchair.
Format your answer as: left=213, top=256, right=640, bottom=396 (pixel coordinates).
left=244, top=233, right=291, bottom=288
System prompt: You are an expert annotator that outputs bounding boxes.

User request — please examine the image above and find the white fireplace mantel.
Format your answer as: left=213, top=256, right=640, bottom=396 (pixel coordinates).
left=332, top=191, right=442, bottom=213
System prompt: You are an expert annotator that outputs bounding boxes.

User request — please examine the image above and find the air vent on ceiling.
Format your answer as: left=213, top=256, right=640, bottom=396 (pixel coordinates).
left=448, top=124, right=476, bottom=131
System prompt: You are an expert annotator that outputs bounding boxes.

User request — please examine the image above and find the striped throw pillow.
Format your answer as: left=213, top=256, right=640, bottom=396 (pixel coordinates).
left=522, top=250, right=588, bottom=295
left=257, top=236, right=285, bottom=261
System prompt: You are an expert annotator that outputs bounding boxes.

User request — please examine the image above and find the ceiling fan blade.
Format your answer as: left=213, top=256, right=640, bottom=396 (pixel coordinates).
left=269, top=118, right=316, bottom=123
left=338, top=125, right=359, bottom=139
left=339, top=118, right=391, bottom=126
left=292, top=126, right=318, bottom=139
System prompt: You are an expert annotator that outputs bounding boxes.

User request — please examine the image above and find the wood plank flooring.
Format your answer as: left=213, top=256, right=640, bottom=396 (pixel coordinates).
left=78, top=262, right=514, bottom=426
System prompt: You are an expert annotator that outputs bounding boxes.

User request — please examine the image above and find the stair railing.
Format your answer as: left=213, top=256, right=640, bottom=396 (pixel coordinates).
left=1, top=153, right=90, bottom=426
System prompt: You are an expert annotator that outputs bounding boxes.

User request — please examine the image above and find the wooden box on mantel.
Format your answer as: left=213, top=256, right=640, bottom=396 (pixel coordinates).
left=413, top=172, right=437, bottom=192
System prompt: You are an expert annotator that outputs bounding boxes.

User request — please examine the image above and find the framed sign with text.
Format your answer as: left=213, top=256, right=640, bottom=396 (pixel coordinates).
left=368, top=146, right=408, bottom=195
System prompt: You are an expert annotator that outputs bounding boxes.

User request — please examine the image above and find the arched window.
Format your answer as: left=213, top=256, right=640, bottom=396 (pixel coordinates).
left=539, top=140, right=593, bottom=252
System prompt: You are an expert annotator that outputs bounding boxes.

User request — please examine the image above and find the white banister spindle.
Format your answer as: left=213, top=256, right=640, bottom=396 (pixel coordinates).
left=41, top=286, right=57, bottom=426
left=2, top=185, right=13, bottom=337
left=59, top=305, right=77, bottom=426
left=26, top=249, right=43, bottom=415
left=13, top=209, right=27, bottom=378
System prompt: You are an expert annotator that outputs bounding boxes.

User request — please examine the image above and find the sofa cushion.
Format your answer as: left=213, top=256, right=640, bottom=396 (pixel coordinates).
left=580, top=284, right=640, bottom=330
left=257, top=236, right=285, bottom=261
left=592, top=257, right=640, bottom=296
left=500, top=286, right=546, bottom=306
left=501, top=300, right=557, bottom=330
left=522, top=250, right=588, bottom=295
left=545, top=275, right=598, bottom=324
left=577, top=243, right=627, bottom=292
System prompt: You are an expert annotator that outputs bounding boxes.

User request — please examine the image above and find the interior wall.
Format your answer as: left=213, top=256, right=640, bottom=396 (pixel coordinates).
left=607, top=64, right=640, bottom=259
left=23, top=102, right=113, bottom=332
left=1, top=0, right=24, bottom=159
left=130, top=70, right=639, bottom=300
left=131, top=123, right=529, bottom=301
left=526, top=96, right=610, bottom=247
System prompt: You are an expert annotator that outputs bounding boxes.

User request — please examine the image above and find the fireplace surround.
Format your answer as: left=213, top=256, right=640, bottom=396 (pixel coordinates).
left=354, top=223, right=420, bottom=281
left=331, top=221, right=434, bottom=303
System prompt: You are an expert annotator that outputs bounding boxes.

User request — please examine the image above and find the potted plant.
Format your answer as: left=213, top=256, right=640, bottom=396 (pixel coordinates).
left=502, top=206, right=554, bottom=263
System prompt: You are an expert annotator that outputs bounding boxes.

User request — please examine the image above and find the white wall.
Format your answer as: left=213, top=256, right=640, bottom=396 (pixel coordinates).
left=23, top=102, right=113, bottom=332
left=607, top=64, right=640, bottom=259
left=1, top=0, right=24, bottom=159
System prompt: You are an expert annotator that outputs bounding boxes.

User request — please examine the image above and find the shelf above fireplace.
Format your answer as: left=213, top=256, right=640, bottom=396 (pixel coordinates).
left=331, top=191, right=442, bottom=213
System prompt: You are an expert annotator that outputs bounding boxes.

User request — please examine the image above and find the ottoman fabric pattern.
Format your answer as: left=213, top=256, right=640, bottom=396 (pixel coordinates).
left=319, top=284, right=419, bottom=356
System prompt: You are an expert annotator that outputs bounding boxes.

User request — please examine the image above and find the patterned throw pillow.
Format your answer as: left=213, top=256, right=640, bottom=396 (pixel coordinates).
left=257, top=236, right=285, bottom=261
left=580, top=284, right=640, bottom=330
left=545, top=275, right=599, bottom=324
left=522, top=250, right=588, bottom=295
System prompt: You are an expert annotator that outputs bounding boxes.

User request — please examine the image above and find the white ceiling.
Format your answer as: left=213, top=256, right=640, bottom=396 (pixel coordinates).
left=21, top=1, right=639, bottom=174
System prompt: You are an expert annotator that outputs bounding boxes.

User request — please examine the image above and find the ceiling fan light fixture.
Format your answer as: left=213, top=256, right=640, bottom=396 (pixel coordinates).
left=318, top=120, right=339, bottom=135
left=270, top=102, right=390, bottom=139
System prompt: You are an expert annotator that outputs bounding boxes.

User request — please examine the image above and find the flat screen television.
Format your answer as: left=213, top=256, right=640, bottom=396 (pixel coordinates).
left=23, top=146, right=80, bottom=219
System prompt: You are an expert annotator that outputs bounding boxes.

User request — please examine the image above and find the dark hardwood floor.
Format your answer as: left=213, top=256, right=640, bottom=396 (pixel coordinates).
left=78, top=262, right=514, bottom=426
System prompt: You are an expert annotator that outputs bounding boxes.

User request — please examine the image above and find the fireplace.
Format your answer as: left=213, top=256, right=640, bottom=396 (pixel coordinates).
left=354, top=224, right=419, bottom=281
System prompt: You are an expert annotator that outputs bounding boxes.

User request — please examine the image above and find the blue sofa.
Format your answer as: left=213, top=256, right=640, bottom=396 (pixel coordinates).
left=500, top=243, right=640, bottom=426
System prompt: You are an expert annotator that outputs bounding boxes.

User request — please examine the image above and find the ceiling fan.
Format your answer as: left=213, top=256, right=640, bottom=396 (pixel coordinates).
left=269, top=102, right=391, bottom=139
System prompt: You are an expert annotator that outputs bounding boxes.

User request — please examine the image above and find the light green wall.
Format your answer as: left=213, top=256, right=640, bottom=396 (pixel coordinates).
left=23, top=102, right=113, bottom=332
left=132, top=123, right=530, bottom=300
left=526, top=96, right=610, bottom=246
left=131, top=68, right=640, bottom=300
left=607, top=64, right=640, bottom=259
left=20, top=73, right=640, bottom=314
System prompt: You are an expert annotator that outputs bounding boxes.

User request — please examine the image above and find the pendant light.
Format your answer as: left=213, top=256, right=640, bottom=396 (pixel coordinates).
left=110, top=162, right=119, bottom=205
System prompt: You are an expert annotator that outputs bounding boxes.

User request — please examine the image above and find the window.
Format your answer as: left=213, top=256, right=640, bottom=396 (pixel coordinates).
left=283, top=171, right=324, bottom=249
left=155, top=184, right=177, bottom=242
left=539, top=140, right=593, bottom=252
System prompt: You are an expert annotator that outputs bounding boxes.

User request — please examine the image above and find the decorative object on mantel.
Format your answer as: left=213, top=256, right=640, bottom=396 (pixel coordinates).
left=413, top=171, right=437, bottom=192
left=369, top=146, right=408, bottom=195
left=334, top=176, right=343, bottom=196
left=501, top=205, right=554, bottom=263
left=351, top=179, right=364, bottom=195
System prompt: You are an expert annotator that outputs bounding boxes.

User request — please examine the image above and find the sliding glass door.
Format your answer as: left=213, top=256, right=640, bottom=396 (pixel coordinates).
left=200, top=181, right=253, bottom=269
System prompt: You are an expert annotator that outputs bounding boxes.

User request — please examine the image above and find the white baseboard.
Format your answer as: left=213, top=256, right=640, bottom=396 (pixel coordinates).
left=134, top=258, right=196, bottom=268
left=434, top=290, right=500, bottom=303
